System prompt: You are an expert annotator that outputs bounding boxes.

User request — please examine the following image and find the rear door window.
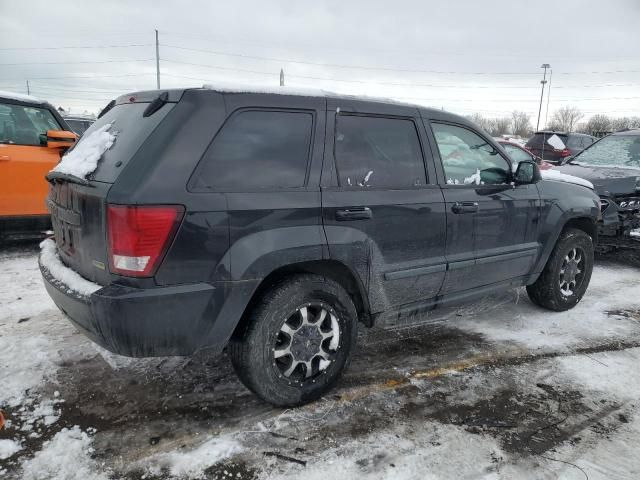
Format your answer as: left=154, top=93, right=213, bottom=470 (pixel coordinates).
left=0, top=103, right=61, bottom=146
left=334, top=115, right=426, bottom=188
left=193, top=110, right=313, bottom=190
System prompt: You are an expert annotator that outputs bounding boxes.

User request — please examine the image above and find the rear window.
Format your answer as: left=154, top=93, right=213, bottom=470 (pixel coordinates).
left=192, top=110, right=314, bottom=190
left=87, top=102, right=175, bottom=183
left=566, top=136, right=583, bottom=148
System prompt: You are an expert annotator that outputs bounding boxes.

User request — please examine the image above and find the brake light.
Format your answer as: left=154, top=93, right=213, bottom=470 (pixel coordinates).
left=559, top=148, right=571, bottom=157
left=106, top=205, right=184, bottom=277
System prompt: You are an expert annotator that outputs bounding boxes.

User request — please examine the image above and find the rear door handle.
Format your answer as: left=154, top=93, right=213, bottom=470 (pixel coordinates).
left=451, top=201, right=478, bottom=214
left=335, top=207, right=373, bottom=221
left=0, top=155, right=10, bottom=161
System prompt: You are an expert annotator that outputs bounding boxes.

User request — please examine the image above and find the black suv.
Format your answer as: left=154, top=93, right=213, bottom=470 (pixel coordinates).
left=526, top=131, right=596, bottom=164
left=40, top=87, right=600, bottom=406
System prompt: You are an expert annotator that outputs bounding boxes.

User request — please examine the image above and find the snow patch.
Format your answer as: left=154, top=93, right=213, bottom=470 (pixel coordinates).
left=0, top=89, right=41, bottom=103
left=630, top=228, right=640, bottom=238
left=547, top=134, right=566, bottom=150
left=20, top=426, right=107, bottom=480
left=0, top=439, right=22, bottom=460
left=541, top=168, right=594, bottom=189
left=143, top=436, right=242, bottom=478
left=463, top=168, right=482, bottom=185
left=0, top=335, right=60, bottom=407
left=51, top=122, right=115, bottom=179
left=39, top=239, right=101, bottom=296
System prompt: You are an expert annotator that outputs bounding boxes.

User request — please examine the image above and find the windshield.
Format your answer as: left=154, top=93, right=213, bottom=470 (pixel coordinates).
left=574, top=134, right=640, bottom=168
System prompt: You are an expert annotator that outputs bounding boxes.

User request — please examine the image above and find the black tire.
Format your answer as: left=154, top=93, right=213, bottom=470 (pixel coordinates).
left=527, top=228, right=594, bottom=311
left=228, top=274, right=358, bottom=407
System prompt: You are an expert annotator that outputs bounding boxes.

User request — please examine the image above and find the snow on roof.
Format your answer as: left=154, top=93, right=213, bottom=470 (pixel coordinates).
left=51, top=122, right=116, bottom=179
left=201, top=82, right=419, bottom=108
left=0, top=89, right=42, bottom=104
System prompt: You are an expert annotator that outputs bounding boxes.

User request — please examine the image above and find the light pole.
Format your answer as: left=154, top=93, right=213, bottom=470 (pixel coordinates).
left=536, top=63, right=550, bottom=132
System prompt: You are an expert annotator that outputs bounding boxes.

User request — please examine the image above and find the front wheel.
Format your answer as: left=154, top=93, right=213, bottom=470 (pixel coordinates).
left=228, top=274, right=358, bottom=406
left=527, top=228, right=594, bottom=311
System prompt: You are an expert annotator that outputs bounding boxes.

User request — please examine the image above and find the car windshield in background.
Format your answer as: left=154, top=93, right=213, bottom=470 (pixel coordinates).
left=65, top=119, right=93, bottom=136
left=0, top=103, right=61, bottom=146
left=502, top=143, right=532, bottom=162
left=574, top=135, right=640, bottom=168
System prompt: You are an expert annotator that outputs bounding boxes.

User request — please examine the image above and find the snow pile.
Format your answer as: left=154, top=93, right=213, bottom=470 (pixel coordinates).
left=0, top=439, right=22, bottom=460
left=630, top=228, right=640, bottom=238
left=0, top=89, right=41, bottom=103
left=143, top=436, right=242, bottom=478
left=39, top=239, right=101, bottom=296
left=51, top=122, right=115, bottom=178
left=541, top=168, right=594, bottom=189
left=20, top=426, right=108, bottom=480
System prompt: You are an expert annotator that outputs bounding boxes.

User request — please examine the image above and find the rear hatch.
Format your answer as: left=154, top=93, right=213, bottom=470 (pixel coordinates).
left=526, top=132, right=569, bottom=162
left=47, top=91, right=181, bottom=285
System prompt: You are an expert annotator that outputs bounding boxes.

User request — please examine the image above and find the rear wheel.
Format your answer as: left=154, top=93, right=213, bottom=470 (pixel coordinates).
left=527, top=228, right=594, bottom=311
left=228, top=274, right=357, bottom=406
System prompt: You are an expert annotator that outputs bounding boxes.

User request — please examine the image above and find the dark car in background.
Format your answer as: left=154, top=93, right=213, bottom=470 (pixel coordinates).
left=39, top=87, right=600, bottom=406
left=62, top=115, right=95, bottom=136
left=555, top=129, right=640, bottom=250
left=526, top=131, right=597, bottom=164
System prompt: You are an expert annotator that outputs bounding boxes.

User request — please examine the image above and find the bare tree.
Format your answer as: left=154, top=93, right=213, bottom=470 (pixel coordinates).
left=466, top=113, right=491, bottom=133
left=550, top=106, right=584, bottom=132
left=490, top=117, right=511, bottom=136
left=511, top=111, right=531, bottom=137
left=585, top=114, right=611, bottom=135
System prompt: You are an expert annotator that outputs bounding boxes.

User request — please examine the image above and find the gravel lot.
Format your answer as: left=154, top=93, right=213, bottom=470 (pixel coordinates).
left=1, top=244, right=640, bottom=479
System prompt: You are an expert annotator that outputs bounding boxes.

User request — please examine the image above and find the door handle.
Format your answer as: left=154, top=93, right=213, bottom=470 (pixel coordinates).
left=0, top=155, right=10, bottom=161
left=335, top=207, right=373, bottom=221
left=451, top=202, right=478, bottom=214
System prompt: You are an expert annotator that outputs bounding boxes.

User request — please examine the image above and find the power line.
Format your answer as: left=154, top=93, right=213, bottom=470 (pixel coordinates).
left=0, top=73, right=154, bottom=80
left=161, top=44, right=541, bottom=75
left=0, top=43, right=153, bottom=51
left=0, top=59, right=154, bottom=66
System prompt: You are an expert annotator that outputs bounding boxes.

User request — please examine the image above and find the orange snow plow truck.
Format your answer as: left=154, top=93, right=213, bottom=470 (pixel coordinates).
left=0, top=91, right=77, bottom=241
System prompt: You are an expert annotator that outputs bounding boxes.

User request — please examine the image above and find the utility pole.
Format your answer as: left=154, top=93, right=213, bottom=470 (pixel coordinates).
left=544, top=68, right=553, bottom=129
left=536, top=63, right=550, bottom=132
left=280, top=68, right=285, bottom=86
left=155, top=29, right=161, bottom=89
left=26, top=80, right=30, bottom=95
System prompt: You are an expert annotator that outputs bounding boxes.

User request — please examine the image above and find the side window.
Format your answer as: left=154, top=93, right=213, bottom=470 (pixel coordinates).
left=335, top=115, right=426, bottom=188
left=193, top=110, right=313, bottom=190
left=0, top=103, right=61, bottom=146
left=431, top=123, right=511, bottom=186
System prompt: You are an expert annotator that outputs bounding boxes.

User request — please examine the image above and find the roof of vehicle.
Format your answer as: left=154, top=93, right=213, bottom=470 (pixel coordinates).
left=0, top=90, right=44, bottom=105
left=115, top=84, right=469, bottom=125
left=533, top=130, right=593, bottom=137
left=63, top=115, right=96, bottom=121
left=610, top=128, right=640, bottom=136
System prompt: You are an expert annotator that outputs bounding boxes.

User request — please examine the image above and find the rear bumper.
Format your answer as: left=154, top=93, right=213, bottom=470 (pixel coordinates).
left=39, top=255, right=259, bottom=357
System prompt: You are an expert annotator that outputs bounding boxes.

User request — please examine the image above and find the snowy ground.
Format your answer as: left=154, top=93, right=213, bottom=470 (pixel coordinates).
left=1, top=244, right=640, bottom=479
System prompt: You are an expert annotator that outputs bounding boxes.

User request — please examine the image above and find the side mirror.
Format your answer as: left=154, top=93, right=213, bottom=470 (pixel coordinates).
left=514, top=160, right=541, bottom=185
left=43, top=130, right=77, bottom=149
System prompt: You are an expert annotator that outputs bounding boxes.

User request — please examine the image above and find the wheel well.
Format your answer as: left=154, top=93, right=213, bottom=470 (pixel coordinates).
left=562, top=217, right=598, bottom=244
left=231, top=260, right=371, bottom=340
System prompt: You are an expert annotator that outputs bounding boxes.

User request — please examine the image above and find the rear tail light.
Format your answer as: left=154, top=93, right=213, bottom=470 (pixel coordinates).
left=558, top=148, right=571, bottom=157
left=106, top=204, right=184, bottom=277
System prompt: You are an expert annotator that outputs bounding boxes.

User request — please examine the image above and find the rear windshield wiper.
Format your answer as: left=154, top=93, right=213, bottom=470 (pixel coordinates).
left=45, top=171, right=90, bottom=186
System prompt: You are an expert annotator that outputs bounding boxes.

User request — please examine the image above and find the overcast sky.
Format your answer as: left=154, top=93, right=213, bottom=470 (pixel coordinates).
left=1, top=0, right=639, bottom=124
